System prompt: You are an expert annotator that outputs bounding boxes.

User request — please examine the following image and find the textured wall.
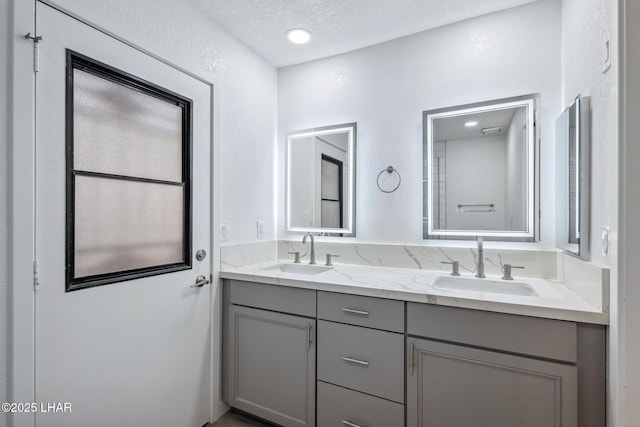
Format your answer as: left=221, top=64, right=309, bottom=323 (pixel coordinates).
left=1, top=0, right=10, bottom=424
left=45, top=0, right=278, bottom=245
left=278, top=0, right=561, bottom=247
left=560, top=1, right=619, bottom=424
left=561, top=0, right=616, bottom=267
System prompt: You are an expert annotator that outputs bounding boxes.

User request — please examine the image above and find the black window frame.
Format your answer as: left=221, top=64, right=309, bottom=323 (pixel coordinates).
left=65, top=50, right=193, bottom=292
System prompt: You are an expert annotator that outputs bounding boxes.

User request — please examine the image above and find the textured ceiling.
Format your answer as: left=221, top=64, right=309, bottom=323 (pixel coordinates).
left=189, top=0, right=540, bottom=67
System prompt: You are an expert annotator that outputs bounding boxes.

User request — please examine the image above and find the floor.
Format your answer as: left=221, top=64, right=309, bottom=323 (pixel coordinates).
left=209, top=410, right=275, bottom=427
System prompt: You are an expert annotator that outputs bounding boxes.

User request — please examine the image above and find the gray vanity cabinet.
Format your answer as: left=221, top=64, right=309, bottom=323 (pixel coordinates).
left=224, top=280, right=316, bottom=427
left=222, top=281, right=605, bottom=427
left=406, top=302, right=589, bottom=427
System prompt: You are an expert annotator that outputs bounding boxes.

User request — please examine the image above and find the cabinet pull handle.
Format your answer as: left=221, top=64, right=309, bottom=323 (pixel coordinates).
left=307, top=324, right=312, bottom=350
left=410, top=342, right=415, bottom=376
left=342, top=308, right=369, bottom=316
left=342, top=356, right=369, bottom=366
left=342, top=420, right=365, bottom=427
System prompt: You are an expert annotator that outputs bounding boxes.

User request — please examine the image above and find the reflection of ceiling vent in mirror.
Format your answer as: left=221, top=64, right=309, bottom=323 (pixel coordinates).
left=481, top=126, right=502, bottom=135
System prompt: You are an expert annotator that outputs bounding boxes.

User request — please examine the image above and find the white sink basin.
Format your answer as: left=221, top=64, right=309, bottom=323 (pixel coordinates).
left=261, top=263, right=332, bottom=275
left=433, top=276, right=538, bottom=297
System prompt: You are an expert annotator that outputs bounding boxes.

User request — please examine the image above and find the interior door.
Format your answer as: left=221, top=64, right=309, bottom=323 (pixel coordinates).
left=34, top=3, right=212, bottom=426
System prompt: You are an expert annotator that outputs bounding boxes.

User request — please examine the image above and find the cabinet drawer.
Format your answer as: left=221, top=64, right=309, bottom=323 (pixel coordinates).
left=317, top=381, right=404, bottom=427
left=227, top=279, right=316, bottom=317
left=317, top=320, right=404, bottom=403
left=407, top=302, right=577, bottom=363
left=317, top=291, right=404, bottom=332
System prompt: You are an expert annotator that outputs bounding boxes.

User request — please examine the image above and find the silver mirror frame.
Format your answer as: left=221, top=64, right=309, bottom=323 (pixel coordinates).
left=423, top=95, right=538, bottom=240
left=286, top=123, right=357, bottom=236
left=556, top=96, right=590, bottom=260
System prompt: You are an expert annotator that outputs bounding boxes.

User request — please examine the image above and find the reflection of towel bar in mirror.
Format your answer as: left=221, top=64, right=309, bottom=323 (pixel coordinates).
left=456, top=203, right=495, bottom=213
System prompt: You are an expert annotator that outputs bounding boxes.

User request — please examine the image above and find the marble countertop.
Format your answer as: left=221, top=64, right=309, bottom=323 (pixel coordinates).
left=220, top=260, right=609, bottom=325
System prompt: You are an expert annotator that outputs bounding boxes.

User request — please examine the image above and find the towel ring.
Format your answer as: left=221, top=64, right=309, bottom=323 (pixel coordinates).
left=377, top=166, right=401, bottom=193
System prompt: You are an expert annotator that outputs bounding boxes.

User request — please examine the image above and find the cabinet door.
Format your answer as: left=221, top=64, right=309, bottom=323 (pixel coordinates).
left=407, top=337, right=577, bottom=427
left=227, top=305, right=315, bottom=427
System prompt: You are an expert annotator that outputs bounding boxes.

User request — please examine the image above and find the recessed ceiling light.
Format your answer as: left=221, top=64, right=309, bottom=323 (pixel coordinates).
left=286, top=28, right=312, bottom=44
left=464, top=121, right=478, bottom=127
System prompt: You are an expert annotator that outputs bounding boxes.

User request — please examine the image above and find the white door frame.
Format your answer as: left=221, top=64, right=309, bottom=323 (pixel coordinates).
left=619, top=2, right=640, bottom=426
left=9, top=1, right=222, bottom=426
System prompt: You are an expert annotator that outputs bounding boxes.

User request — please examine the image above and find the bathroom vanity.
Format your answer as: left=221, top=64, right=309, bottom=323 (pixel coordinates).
left=221, top=261, right=607, bottom=427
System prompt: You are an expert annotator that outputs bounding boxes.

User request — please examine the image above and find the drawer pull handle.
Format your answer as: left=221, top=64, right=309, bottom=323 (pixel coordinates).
left=342, top=308, right=369, bottom=316
left=342, top=356, right=369, bottom=366
left=342, top=420, right=365, bottom=427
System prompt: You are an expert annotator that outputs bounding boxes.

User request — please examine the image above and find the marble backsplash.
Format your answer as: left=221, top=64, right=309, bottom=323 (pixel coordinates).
left=220, top=241, right=610, bottom=312
left=278, top=240, right=557, bottom=280
left=220, top=241, right=277, bottom=270
left=220, top=240, right=557, bottom=279
left=557, top=252, right=610, bottom=313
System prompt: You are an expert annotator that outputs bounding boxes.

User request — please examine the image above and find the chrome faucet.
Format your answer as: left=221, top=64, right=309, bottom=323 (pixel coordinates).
left=475, top=237, right=485, bottom=278
left=302, top=233, right=316, bottom=265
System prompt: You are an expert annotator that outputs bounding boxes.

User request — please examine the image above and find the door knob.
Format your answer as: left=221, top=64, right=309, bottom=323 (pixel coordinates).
left=196, top=249, right=207, bottom=261
left=190, top=275, right=210, bottom=288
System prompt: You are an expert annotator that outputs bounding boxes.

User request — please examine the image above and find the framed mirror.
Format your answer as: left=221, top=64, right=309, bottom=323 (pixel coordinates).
left=286, top=123, right=356, bottom=236
left=556, top=96, right=590, bottom=259
left=423, top=95, right=538, bottom=240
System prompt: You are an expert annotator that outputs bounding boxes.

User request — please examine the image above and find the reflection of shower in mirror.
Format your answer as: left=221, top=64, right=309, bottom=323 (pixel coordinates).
left=423, top=95, right=538, bottom=241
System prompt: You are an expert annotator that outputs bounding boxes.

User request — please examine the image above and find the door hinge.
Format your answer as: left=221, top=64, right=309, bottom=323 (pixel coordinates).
left=33, top=260, right=40, bottom=290
left=24, top=33, right=43, bottom=73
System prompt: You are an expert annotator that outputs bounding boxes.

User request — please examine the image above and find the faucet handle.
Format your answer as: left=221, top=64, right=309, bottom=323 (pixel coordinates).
left=441, top=261, right=460, bottom=276
left=502, top=264, right=525, bottom=280
left=288, top=251, right=301, bottom=264
left=325, top=253, right=339, bottom=267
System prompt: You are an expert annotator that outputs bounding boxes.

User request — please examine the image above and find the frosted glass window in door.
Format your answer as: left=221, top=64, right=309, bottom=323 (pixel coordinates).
left=73, top=69, right=184, bottom=182
left=66, top=52, right=192, bottom=291
left=74, top=176, right=184, bottom=278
